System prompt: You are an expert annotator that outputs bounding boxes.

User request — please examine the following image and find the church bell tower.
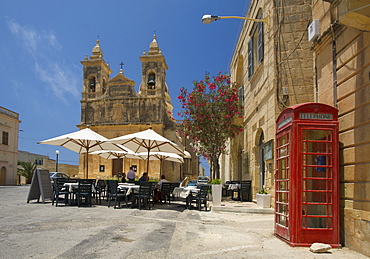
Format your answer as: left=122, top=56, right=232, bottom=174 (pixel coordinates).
left=139, top=35, right=169, bottom=97
left=80, top=39, right=112, bottom=126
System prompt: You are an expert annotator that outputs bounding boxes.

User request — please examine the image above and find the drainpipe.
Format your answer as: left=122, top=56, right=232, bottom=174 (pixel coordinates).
left=332, top=39, right=338, bottom=108
left=332, top=25, right=338, bottom=108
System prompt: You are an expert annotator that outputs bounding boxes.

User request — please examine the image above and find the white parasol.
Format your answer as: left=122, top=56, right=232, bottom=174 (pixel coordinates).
left=38, top=128, right=126, bottom=178
left=109, top=128, right=184, bottom=173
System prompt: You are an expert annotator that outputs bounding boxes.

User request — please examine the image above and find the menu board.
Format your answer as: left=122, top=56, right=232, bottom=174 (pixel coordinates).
left=27, top=169, right=53, bottom=203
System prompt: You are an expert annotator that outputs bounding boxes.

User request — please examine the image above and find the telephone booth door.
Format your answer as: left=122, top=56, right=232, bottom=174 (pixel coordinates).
left=275, top=103, right=340, bottom=247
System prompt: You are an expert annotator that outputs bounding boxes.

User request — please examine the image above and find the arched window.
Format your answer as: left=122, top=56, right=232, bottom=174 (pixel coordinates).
left=147, top=73, right=156, bottom=89
left=102, top=78, right=107, bottom=94
left=89, top=76, right=96, bottom=92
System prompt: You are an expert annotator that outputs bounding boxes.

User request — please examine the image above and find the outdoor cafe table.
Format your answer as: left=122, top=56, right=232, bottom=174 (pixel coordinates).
left=227, top=183, right=241, bottom=200
left=64, top=182, right=96, bottom=192
left=117, top=183, right=140, bottom=195
left=63, top=182, right=96, bottom=206
left=172, top=186, right=199, bottom=199
left=228, top=183, right=240, bottom=191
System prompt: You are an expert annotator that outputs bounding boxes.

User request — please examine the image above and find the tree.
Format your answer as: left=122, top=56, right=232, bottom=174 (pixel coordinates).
left=17, top=161, right=37, bottom=184
left=178, top=72, right=243, bottom=179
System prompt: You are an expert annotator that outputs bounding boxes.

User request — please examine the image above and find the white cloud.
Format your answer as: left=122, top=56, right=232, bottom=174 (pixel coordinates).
left=7, top=18, right=61, bottom=55
left=7, top=18, right=78, bottom=101
left=35, top=62, right=80, bottom=101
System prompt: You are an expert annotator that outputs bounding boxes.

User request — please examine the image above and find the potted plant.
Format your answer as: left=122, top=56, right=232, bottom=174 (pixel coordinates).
left=210, top=179, right=222, bottom=206
left=256, top=188, right=271, bottom=208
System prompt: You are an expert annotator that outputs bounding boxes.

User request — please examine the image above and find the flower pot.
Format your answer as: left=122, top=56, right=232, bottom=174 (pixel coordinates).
left=256, top=193, right=271, bottom=208
left=211, top=184, right=222, bottom=206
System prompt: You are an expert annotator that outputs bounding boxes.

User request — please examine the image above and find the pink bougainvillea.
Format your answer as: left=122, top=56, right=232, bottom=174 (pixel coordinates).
left=178, top=72, right=243, bottom=178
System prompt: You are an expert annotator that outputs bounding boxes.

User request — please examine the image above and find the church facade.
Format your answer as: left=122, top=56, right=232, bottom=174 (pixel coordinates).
left=77, top=35, right=186, bottom=181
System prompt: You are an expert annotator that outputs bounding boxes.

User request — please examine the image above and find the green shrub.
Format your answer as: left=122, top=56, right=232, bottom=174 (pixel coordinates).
left=210, top=179, right=222, bottom=185
left=258, top=188, right=268, bottom=194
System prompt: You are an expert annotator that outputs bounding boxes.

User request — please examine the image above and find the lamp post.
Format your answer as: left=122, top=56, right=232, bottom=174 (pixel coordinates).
left=55, top=150, right=59, bottom=172
left=201, top=14, right=269, bottom=25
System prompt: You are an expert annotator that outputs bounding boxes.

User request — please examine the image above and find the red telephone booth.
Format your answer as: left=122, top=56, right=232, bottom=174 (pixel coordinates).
left=274, top=103, right=340, bottom=247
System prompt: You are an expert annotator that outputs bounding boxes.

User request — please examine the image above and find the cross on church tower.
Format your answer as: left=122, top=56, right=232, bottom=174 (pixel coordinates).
left=119, top=62, right=124, bottom=74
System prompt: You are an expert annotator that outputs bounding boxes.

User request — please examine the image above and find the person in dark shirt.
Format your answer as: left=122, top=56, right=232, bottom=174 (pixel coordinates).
left=139, top=172, right=148, bottom=181
left=121, top=172, right=127, bottom=183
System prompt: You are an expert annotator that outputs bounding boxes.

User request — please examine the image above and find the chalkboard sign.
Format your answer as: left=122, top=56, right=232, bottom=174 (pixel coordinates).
left=27, top=169, right=53, bottom=203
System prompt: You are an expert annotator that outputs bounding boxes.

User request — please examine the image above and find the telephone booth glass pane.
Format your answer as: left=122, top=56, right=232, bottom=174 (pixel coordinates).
left=301, top=129, right=333, bottom=229
left=276, top=132, right=290, bottom=231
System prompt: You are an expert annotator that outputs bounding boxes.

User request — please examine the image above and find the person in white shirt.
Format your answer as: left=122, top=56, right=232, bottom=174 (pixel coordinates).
left=156, top=175, right=168, bottom=189
left=127, top=166, right=136, bottom=181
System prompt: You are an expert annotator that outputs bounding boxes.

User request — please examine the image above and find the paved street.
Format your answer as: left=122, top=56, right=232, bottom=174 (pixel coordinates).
left=0, top=186, right=367, bottom=259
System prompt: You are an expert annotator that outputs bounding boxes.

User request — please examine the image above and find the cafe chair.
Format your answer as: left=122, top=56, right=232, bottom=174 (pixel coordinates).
left=52, top=178, right=69, bottom=207
left=76, top=179, right=94, bottom=207
left=238, top=180, right=252, bottom=202
left=189, top=185, right=209, bottom=211
left=95, top=179, right=106, bottom=205
left=159, top=182, right=172, bottom=205
left=133, top=182, right=155, bottom=210
left=169, top=182, right=180, bottom=202
left=107, top=180, right=127, bottom=209
left=222, top=181, right=231, bottom=197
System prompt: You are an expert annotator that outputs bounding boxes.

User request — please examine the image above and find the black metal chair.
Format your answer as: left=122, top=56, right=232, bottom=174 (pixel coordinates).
left=76, top=179, right=94, bottom=207
left=238, top=180, right=252, bottom=202
left=169, top=182, right=180, bottom=202
left=106, top=180, right=127, bottom=209
left=95, top=179, right=106, bottom=204
left=159, top=182, right=172, bottom=204
left=52, top=178, right=69, bottom=207
left=133, top=182, right=155, bottom=210
left=188, top=185, right=209, bottom=211
left=222, top=181, right=231, bottom=196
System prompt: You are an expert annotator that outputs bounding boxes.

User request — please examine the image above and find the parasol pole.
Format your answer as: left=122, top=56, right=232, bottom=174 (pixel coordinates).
left=85, top=146, right=90, bottom=179
left=146, top=149, right=150, bottom=174
left=160, top=158, right=164, bottom=176
left=85, top=151, right=89, bottom=179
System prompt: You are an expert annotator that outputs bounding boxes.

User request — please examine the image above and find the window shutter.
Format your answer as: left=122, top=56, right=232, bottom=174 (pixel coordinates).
left=248, top=39, right=254, bottom=80
left=238, top=86, right=244, bottom=105
left=257, top=21, right=264, bottom=63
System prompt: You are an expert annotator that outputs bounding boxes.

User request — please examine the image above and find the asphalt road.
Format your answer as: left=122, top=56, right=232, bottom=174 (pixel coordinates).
left=0, top=186, right=367, bottom=259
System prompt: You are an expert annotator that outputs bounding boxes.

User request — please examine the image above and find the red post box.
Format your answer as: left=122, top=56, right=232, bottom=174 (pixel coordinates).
left=274, top=103, right=340, bottom=247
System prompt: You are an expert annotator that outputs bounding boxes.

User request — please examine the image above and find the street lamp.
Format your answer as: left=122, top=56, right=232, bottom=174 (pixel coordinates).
left=201, top=14, right=269, bottom=25
left=55, top=150, right=59, bottom=172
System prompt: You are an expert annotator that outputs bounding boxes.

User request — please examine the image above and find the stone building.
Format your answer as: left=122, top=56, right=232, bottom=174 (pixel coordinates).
left=77, top=35, right=193, bottom=181
left=17, top=150, right=79, bottom=184
left=0, top=106, right=21, bottom=185
left=224, top=0, right=369, bottom=256
left=311, top=0, right=370, bottom=255
left=223, top=0, right=315, bottom=199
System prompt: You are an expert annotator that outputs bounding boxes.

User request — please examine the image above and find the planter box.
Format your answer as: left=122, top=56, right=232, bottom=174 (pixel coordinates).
left=256, top=193, right=271, bottom=208
left=211, top=184, right=222, bottom=206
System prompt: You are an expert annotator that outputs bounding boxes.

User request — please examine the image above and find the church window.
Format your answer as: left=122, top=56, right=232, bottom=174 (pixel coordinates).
left=89, top=76, right=96, bottom=92
left=147, top=73, right=156, bottom=89
left=248, top=11, right=264, bottom=80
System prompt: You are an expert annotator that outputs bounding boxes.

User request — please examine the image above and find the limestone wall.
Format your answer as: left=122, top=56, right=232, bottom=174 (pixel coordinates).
left=313, top=0, right=370, bottom=255
left=229, top=0, right=315, bottom=202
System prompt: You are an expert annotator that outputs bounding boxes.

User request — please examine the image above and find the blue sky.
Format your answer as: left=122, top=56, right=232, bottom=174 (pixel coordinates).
left=0, top=1, right=249, bottom=169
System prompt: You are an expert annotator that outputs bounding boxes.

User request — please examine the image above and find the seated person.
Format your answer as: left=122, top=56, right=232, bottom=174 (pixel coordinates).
left=154, top=175, right=168, bottom=202
left=121, top=172, right=127, bottom=183
left=155, top=175, right=168, bottom=189
left=139, top=172, right=148, bottom=181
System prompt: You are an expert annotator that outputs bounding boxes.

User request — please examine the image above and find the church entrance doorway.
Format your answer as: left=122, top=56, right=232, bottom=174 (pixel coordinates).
left=112, top=159, right=123, bottom=178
